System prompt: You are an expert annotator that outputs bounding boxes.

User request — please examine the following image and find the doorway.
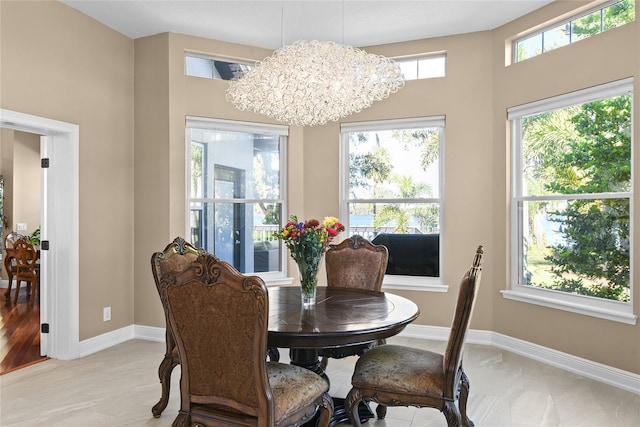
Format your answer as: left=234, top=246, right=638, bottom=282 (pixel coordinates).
left=0, top=109, right=79, bottom=361
left=0, top=129, right=43, bottom=373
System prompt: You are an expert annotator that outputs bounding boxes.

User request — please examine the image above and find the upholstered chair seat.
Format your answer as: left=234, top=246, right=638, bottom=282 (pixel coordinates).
left=266, top=363, right=330, bottom=423
left=350, top=345, right=445, bottom=397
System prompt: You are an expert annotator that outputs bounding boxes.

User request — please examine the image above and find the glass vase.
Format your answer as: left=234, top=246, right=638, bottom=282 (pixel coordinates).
left=297, top=256, right=322, bottom=307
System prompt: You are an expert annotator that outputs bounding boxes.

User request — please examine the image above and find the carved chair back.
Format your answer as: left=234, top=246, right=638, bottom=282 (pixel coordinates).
left=4, top=231, right=28, bottom=271
left=442, top=246, right=483, bottom=399
left=150, top=237, right=205, bottom=417
left=156, top=250, right=275, bottom=424
left=325, top=235, right=388, bottom=291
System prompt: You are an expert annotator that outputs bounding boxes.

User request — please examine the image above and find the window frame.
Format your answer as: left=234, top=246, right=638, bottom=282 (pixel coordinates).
left=512, top=0, right=635, bottom=64
left=504, top=78, right=636, bottom=325
left=185, top=116, right=292, bottom=285
left=394, top=53, right=447, bottom=81
left=340, top=116, right=447, bottom=292
left=184, top=52, right=254, bottom=80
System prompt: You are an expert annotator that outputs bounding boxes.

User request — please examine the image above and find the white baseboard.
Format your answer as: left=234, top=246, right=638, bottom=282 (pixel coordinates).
left=134, top=324, right=166, bottom=342
left=403, top=324, right=640, bottom=395
left=77, top=323, right=639, bottom=395
left=78, top=325, right=134, bottom=358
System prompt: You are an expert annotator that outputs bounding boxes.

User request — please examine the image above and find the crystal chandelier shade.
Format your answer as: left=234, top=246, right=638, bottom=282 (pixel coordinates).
left=226, top=40, right=405, bottom=126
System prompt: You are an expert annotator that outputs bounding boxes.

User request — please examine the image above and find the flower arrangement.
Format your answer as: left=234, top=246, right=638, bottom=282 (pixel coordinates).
left=274, top=215, right=345, bottom=305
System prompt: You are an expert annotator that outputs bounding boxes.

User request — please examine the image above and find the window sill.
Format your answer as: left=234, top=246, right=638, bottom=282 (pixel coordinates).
left=501, top=288, right=637, bottom=325
left=382, top=275, right=448, bottom=292
left=263, top=275, right=447, bottom=292
left=259, top=272, right=294, bottom=287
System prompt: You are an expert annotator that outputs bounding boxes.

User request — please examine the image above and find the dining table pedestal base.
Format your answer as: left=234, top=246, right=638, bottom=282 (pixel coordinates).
left=289, top=348, right=375, bottom=426
left=289, top=348, right=326, bottom=382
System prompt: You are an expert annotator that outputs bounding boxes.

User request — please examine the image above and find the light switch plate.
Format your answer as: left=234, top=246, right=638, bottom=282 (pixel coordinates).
left=17, top=223, right=27, bottom=231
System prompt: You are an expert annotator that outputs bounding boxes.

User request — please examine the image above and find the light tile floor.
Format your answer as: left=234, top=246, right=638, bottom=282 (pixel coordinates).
left=1, top=336, right=638, bottom=426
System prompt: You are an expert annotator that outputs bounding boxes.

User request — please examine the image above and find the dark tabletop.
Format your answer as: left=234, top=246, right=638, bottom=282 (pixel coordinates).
left=267, top=286, right=420, bottom=349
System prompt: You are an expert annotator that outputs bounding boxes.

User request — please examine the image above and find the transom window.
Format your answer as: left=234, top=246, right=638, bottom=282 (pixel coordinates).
left=185, top=53, right=253, bottom=80
left=186, top=117, right=287, bottom=281
left=341, top=117, right=445, bottom=291
left=395, top=54, right=446, bottom=80
left=513, top=0, right=635, bottom=63
left=506, top=78, right=635, bottom=324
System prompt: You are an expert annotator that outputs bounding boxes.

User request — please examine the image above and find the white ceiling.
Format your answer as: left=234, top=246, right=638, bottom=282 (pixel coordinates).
left=60, top=0, right=553, bottom=50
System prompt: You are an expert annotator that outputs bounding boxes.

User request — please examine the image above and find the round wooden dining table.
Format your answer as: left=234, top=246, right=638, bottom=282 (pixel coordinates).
left=267, top=285, right=420, bottom=426
left=268, top=285, right=419, bottom=350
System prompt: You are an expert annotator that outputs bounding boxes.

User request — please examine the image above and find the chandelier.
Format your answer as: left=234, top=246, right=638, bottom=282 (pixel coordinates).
left=226, top=40, right=405, bottom=126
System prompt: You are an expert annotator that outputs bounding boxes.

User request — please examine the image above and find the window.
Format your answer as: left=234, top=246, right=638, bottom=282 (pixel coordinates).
left=395, top=54, right=446, bottom=80
left=341, top=117, right=445, bottom=291
left=506, top=78, right=635, bottom=324
left=186, top=117, right=288, bottom=281
left=185, top=53, right=253, bottom=80
left=514, top=0, right=635, bottom=63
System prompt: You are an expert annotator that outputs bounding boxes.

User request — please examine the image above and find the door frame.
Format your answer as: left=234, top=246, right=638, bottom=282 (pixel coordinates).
left=0, top=108, right=80, bottom=360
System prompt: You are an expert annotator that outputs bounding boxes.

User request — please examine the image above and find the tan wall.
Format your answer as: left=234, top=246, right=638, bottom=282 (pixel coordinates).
left=0, top=129, right=13, bottom=237
left=1, top=0, right=638, bottom=374
left=12, top=131, right=41, bottom=237
left=0, top=0, right=135, bottom=339
left=132, top=33, right=172, bottom=328
left=491, top=1, right=639, bottom=373
left=0, top=129, right=40, bottom=282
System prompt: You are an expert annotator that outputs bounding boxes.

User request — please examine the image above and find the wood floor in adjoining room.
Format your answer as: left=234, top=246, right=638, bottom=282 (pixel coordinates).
left=0, top=286, right=47, bottom=375
left=1, top=337, right=638, bottom=426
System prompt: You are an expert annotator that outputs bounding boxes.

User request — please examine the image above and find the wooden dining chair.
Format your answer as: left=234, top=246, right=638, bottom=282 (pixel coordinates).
left=3, top=232, right=28, bottom=300
left=156, top=246, right=334, bottom=427
left=13, top=239, right=39, bottom=304
left=345, top=245, right=484, bottom=427
left=318, top=235, right=389, bottom=368
left=150, top=237, right=205, bottom=418
left=325, top=235, right=388, bottom=291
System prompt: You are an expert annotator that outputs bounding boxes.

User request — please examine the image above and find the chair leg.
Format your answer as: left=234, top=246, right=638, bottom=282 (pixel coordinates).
left=13, top=279, right=21, bottom=304
left=376, top=403, right=387, bottom=419
left=267, top=346, right=280, bottom=362
left=320, top=356, right=328, bottom=370
left=316, top=392, right=334, bottom=427
left=344, top=388, right=364, bottom=427
left=443, top=400, right=462, bottom=427
left=3, top=257, right=12, bottom=299
left=152, top=354, right=178, bottom=417
left=171, top=411, right=189, bottom=427
left=4, top=274, right=13, bottom=300
left=29, top=279, right=38, bottom=305
left=459, top=370, right=474, bottom=427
